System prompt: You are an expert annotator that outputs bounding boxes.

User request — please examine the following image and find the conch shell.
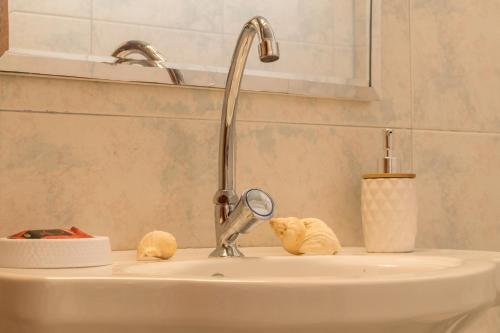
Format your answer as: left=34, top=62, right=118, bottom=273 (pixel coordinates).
left=137, top=231, right=177, bottom=260
left=270, top=217, right=341, bottom=255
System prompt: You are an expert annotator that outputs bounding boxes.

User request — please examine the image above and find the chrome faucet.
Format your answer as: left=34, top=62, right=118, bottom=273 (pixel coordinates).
left=111, top=40, right=184, bottom=85
left=210, top=16, right=280, bottom=257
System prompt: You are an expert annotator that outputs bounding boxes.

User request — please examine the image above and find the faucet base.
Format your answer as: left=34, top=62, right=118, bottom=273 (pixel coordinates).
left=209, top=245, right=244, bottom=257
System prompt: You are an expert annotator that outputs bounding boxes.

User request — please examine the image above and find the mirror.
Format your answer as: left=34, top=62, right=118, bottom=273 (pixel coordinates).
left=0, top=0, right=379, bottom=100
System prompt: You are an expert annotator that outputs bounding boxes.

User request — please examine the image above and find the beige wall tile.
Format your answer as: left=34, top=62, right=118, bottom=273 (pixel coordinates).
left=0, top=74, right=223, bottom=119
left=353, top=46, right=370, bottom=85
left=414, top=130, right=500, bottom=251
left=91, top=21, right=225, bottom=67
left=332, top=0, right=354, bottom=46
left=0, top=111, right=220, bottom=250
left=9, top=0, right=91, bottom=18
left=0, top=110, right=412, bottom=250
left=223, top=35, right=339, bottom=78
left=9, top=12, right=90, bottom=55
left=412, top=0, right=500, bottom=132
left=93, top=0, right=224, bottom=33
left=223, top=0, right=367, bottom=47
left=237, top=124, right=413, bottom=247
left=353, top=0, right=370, bottom=47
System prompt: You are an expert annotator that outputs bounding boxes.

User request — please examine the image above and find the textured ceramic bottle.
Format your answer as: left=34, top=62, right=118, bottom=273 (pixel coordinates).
left=361, top=129, right=417, bottom=252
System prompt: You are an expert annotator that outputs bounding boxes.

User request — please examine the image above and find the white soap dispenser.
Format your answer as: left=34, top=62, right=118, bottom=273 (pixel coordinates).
left=361, top=129, right=417, bottom=252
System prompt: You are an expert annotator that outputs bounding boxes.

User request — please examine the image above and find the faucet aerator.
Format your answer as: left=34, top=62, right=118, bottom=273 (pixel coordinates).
left=258, top=39, right=280, bottom=62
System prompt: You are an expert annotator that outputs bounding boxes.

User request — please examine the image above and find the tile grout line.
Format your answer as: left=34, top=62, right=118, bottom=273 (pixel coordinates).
left=9, top=10, right=90, bottom=22
left=0, top=108, right=411, bottom=129
left=3, top=108, right=500, bottom=136
left=410, top=128, right=500, bottom=135
left=0, top=108, right=217, bottom=122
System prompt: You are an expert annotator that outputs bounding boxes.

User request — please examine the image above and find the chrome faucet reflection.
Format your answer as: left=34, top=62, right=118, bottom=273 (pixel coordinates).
left=111, top=40, right=184, bottom=85
left=210, top=16, right=280, bottom=257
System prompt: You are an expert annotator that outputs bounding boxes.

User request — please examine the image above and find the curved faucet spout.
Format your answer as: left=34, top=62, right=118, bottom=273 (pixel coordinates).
left=112, top=40, right=165, bottom=62
left=212, top=16, right=279, bottom=257
left=111, top=40, right=184, bottom=85
left=217, top=16, right=280, bottom=196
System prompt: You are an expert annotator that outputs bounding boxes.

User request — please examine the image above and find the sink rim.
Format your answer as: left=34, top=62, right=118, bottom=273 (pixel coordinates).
left=0, top=247, right=494, bottom=288
left=115, top=254, right=495, bottom=285
left=0, top=247, right=497, bottom=329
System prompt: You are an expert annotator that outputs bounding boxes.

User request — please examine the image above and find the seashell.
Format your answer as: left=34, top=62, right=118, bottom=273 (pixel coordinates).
left=270, top=217, right=341, bottom=255
left=269, top=217, right=305, bottom=255
left=300, top=218, right=342, bottom=255
left=137, top=231, right=177, bottom=260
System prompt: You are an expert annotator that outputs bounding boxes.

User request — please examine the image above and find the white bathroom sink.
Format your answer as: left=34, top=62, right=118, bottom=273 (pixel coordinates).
left=123, top=254, right=468, bottom=280
left=0, top=247, right=498, bottom=333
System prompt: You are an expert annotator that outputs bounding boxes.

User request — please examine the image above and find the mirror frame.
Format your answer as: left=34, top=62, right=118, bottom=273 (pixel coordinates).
left=0, top=0, right=381, bottom=101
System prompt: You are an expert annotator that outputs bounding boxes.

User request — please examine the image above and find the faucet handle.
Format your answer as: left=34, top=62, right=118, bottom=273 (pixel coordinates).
left=235, top=188, right=274, bottom=233
left=217, top=188, right=274, bottom=252
left=210, top=188, right=274, bottom=257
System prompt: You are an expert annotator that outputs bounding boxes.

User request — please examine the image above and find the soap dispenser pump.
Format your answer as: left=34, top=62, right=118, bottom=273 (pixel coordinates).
left=383, top=128, right=397, bottom=173
left=361, top=129, right=417, bottom=253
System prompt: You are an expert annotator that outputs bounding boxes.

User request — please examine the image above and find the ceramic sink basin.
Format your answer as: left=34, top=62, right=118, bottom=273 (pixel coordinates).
left=0, top=247, right=498, bottom=333
left=123, top=254, right=470, bottom=280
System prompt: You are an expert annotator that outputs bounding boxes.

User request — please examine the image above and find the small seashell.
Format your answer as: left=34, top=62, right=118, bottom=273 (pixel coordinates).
left=269, top=217, right=305, bottom=255
left=300, top=218, right=342, bottom=255
left=270, top=217, right=342, bottom=255
left=137, top=231, right=177, bottom=260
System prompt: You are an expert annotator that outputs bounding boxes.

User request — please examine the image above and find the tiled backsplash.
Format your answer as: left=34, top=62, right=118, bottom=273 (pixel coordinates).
left=8, top=0, right=370, bottom=82
left=1, top=0, right=499, bottom=252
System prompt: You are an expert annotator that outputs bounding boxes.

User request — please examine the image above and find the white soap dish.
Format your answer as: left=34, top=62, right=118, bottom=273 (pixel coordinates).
left=0, top=236, right=112, bottom=268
